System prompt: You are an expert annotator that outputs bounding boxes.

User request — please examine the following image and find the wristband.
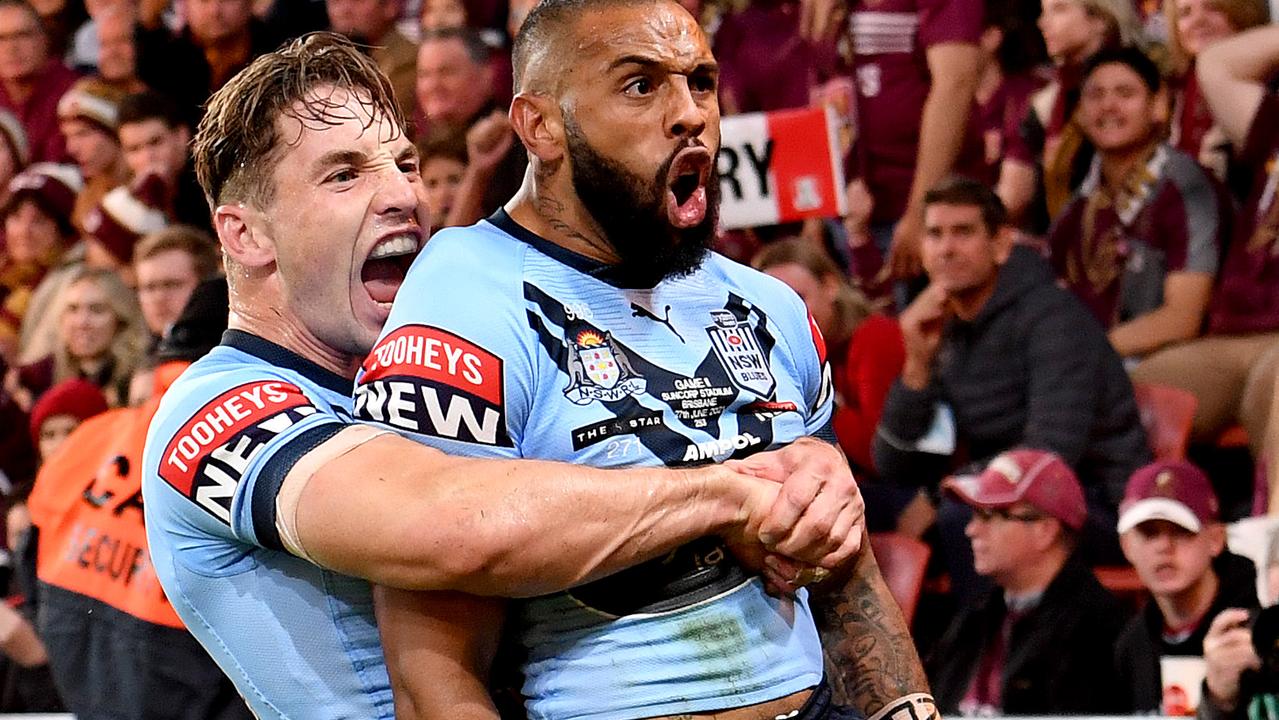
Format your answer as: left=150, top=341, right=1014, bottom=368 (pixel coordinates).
left=867, top=693, right=939, bottom=720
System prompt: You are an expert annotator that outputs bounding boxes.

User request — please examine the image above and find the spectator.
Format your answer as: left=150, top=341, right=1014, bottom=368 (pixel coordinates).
left=26, top=376, right=104, bottom=460
left=712, top=0, right=820, bottom=115
left=1114, top=459, right=1259, bottom=713
left=1, top=163, right=80, bottom=362
left=873, top=176, right=1150, bottom=597
left=998, top=0, right=1141, bottom=230
left=65, top=0, right=117, bottom=72
left=326, top=0, right=416, bottom=118
left=0, top=107, right=26, bottom=206
left=1164, top=0, right=1267, bottom=182
left=117, top=91, right=207, bottom=231
left=417, top=134, right=465, bottom=231
left=89, top=4, right=143, bottom=94
left=134, top=0, right=284, bottom=126
left=25, top=278, right=253, bottom=720
left=1200, top=607, right=1271, bottom=720
left=132, top=226, right=218, bottom=344
left=843, top=0, right=983, bottom=294
left=1048, top=47, right=1227, bottom=361
left=1136, top=25, right=1279, bottom=511
left=415, top=27, right=522, bottom=224
left=8, top=265, right=144, bottom=409
left=753, top=239, right=903, bottom=476
left=927, top=448, right=1127, bottom=714
left=972, top=0, right=1048, bottom=187
left=29, top=0, right=83, bottom=58
left=56, top=77, right=126, bottom=232
left=418, top=0, right=465, bottom=29
left=0, top=0, right=78, bottom=163
left=81, top=174, right=169, bottom=276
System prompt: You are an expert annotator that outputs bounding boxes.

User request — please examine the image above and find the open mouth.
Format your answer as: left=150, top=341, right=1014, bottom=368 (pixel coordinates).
left=361, top=229, right=422, bottom=306
left=665, top=146, right=712, bottom=229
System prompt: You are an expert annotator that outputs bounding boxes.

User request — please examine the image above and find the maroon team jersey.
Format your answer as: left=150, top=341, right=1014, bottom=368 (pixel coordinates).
left=1209, top=94, right=1279, bottom=335
left=1047, top=144, right=1226, bottom=328
left=848, top=0, right=984, bottom=224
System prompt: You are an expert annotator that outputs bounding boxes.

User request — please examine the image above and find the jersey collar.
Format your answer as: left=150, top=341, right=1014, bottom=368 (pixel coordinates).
left=488, top=209, right=659, bottom=290
left=220, top=329, right=352, bottom=395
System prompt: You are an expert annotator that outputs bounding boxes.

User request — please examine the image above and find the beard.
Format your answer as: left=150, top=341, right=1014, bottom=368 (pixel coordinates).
left=564, top=115, right=720, bottom=287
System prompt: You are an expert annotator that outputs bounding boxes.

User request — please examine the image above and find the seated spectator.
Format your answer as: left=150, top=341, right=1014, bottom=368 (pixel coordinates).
left=418, top=135, right=466, bottom=231
left=1137, top=25, right=1279, bottom=510
left=415, top=27, right=522, bottom=225
left=90, top=4, right=144, bottom=94
left=712, top=0, right=820, bottom=115
left=117, top=91, right=207, bottom=231
left=7, top=266, right=144, bottom=409
left=326, top=0, right=415, bottom=119
left=81, top=174, right=169, bottom=277
left=874, top=176, right=1150, bottom=597
left=0, top=163, right=81, bottom=361
left=0, top=108, right=28, bottom=207
left=132, top=226, right=219, bottom=342
left=1114, top=459, right=1259, bottom=713
left=998, top=0, right=1141, bottom=231
left=973, top=1, right=1048, bottom=188
left=0, top=0, right=78, bottom=164
left=1048, top=47, right=1227, bottom=360
left=753, top=238, right=903, bottom=476
left=927, top=448, right=1127, bottom=714
left=419, top=0, right=466, bottom=30
left=1163, top=0, right=1267, bottom=182
left=56, top=77, right=127, bottom=233
left=25, top=277, right=251, bottom=720
left=27, top=376, right=104, bottom=461
left=1200, top=607, right=1272, bottom=720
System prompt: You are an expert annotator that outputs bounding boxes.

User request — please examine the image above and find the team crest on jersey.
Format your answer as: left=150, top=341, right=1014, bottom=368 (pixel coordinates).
left=564, top=329, right=646, bottom=405
left=706, top=310, right=776, bottom=398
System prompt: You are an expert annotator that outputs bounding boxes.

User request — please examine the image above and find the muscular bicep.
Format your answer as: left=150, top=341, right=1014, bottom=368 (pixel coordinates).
left=375, top=587, right=506, bottom=720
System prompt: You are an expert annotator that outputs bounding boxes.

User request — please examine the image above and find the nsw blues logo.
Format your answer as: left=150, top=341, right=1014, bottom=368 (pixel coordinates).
left=564, top=329, right=646, bottom=405
left=706, top=310, right=776, bottom=398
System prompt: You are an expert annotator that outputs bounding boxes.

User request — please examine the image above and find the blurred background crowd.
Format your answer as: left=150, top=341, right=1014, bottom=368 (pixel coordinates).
left=2, top=0, right=1279, bottom=715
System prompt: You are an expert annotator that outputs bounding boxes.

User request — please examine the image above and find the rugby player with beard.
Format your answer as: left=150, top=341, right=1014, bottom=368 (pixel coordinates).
left=363, top=1, right=932, bottom=718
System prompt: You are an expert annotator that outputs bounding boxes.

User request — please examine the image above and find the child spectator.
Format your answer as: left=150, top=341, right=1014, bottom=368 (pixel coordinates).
left=418, top=135, right=466, bottom=231
left=1113, top=459, right=1259, bottom=713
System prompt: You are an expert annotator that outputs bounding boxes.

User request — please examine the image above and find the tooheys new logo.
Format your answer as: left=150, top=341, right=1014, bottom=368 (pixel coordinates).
left=159, top=381, right=318, bottom=524
left=355, top=324, right=512, bottom=447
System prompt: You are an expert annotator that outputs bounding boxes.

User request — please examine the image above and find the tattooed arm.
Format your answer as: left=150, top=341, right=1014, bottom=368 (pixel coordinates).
left=810, top=529, right=934, bottom=719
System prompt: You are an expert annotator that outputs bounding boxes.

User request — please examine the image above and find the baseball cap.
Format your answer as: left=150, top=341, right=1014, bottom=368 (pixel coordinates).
left=942, top=448, right=1088, bottom=531
left=1117, top=460, right=1219, bottom=534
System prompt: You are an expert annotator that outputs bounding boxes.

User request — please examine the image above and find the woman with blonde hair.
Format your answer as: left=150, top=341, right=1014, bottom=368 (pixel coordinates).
left=6, top=267, right=144, bottom=409
left=1164, top=0, right=1268, bottom=179
left=999, top=0, right=1144, bottom=231
left=752, top=239, right=904, bottom=476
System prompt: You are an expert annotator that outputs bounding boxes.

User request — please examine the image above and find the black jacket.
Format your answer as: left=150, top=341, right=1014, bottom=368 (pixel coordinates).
left=1115, top=552, right=1259, bottom=712
left=927, top=555, right=1128, bottom=713
left=873, top=245, right=1151, bottom=516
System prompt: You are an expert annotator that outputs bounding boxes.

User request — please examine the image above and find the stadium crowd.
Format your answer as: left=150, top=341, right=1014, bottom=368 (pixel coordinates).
left=0, top=0, right=1277, bottom=715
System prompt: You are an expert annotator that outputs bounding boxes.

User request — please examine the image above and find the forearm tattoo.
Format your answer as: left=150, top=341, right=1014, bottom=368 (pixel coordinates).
left=812, top=542, right=931, bottom=717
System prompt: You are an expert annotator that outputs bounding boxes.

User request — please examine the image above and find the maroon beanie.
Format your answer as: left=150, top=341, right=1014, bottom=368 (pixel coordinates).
left=83, top=174, right=170, bottom=265
left=28, top=379, right=108, bottom=443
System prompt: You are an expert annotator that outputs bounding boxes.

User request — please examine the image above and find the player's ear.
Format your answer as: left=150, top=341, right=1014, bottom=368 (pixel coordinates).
left=510, top=93, right=564, bottom=163
left=213, top=203, right=276, bottom=269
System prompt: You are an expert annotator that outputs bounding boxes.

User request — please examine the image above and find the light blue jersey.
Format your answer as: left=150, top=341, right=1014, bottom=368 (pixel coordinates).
left=142, top=331, right=393, bottom=719
left=356, top=211, right=832, bottom=719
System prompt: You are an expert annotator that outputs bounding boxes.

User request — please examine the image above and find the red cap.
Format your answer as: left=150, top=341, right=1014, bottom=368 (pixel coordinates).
left=942, top=448, right=1088, bottom=531
left=1117, top=460, right=1219, bottom=534
left=28, top=379, right=108, bottom=443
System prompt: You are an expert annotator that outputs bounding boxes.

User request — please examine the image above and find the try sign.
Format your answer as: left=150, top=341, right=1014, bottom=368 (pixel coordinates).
left=716, top=106, right=848, bottom=230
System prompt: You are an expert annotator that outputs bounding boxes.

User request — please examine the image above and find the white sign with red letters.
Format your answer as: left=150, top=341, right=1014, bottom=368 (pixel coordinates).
left=716, top=106, right=848, bottom=230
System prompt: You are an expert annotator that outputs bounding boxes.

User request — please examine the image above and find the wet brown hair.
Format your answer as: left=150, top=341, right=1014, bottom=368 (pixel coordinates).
left=193, top=32, right=403, bottom=212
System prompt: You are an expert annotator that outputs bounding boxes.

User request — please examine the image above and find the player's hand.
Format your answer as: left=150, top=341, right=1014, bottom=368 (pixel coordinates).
left=465, top=111, right=516, bottom=174
left=878, top=211, right=923, bottom=282
left=725, top=437, right=863, bottom=570
left=1204, top=608, right=1261, bottom=710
